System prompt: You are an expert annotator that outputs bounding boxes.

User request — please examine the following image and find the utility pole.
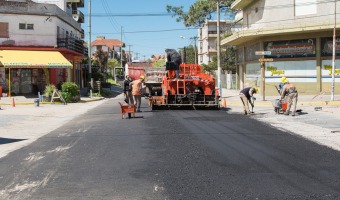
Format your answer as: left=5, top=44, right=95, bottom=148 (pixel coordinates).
left=135, top=52, right=139, bottom=60
left=217, top=0, right=222, bottom=97
left=87, top=0, right=93, bottom=89
left=128, top=45, right=132, bottom=62
left=331, top=0, right=337, bottom=101
left=191, top=36, right=198, bottom=64
left=120, top=26, right=123, bottom=68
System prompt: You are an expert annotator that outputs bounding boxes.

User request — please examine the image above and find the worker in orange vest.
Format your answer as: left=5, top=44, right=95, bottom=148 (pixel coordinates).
left=281, top=83, right=298, bottom=116
left=130, top=75, right=145, bottom=112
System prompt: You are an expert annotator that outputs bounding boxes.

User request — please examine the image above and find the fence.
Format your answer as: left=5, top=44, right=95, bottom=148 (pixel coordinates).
left=214, top=71, right=237, bottom=90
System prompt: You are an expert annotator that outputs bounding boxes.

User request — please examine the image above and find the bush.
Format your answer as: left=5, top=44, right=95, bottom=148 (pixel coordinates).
left=44, top=84, right=56, bottom=97
left=61, top=82, right=80, bottom=103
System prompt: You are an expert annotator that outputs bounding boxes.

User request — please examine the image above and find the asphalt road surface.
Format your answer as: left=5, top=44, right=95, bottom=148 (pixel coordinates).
left=1, top=97, right=340, bottom=200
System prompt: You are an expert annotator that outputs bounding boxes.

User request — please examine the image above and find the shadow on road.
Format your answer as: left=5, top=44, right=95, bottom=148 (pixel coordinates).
left=0, top=137, right=27, bottom=145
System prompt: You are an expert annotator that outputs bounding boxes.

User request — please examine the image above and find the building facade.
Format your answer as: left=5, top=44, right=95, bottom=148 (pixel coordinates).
left=0, top=0, right=86, bottom=96
left=198, top=19, right=241, bottom=65
left=222, top=0, right=340, bottom=96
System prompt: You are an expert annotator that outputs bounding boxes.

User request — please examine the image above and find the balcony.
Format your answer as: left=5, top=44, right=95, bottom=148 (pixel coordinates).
left=66, top=0, right=84, bottom=7
left=57, top=37, right=87, bottom=55
left=72, top=10, right=84, bottom=23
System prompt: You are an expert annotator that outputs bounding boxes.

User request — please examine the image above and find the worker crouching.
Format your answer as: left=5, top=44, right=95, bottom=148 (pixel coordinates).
left=239, top=87, right=258, bottom=115
left=281, top=83, right=298, bottom=116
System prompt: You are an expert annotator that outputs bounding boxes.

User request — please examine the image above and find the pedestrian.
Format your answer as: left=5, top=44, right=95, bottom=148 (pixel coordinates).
left=123, top=75, right=134, bottom=105
left=130, top=75, right=145, bottom=112
left=239, top=87, right=258, bottom=115
left=281, top=83, right=298, bottom=116
left=278, top=76, right=289, bottom=93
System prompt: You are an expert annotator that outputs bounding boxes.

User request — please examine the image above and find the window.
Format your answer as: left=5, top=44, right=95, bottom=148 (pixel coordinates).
left=295, top=0, right=316, bottom=16
left=0, top=22, right=9, bottom=38
left=19, top=23, right=34, bottom=30
left=26, top=24, right=34, bottom=30
left=19, top=23, right=26, bottom=30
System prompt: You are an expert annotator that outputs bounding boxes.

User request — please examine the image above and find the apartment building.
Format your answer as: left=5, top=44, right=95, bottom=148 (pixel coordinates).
left=222, top=0, right=340, bottom=96
left=198, top=19, right=241, bottom=65
left=0, top=0, right=86, bottom=96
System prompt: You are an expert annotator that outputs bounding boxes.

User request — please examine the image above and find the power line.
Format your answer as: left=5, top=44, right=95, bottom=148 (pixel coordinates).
left=83, top=13, right=183, bottom=17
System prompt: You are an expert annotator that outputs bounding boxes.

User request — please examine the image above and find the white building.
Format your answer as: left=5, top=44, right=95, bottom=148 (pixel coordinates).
left=222, top=0, right=340, bottom=95
left=0, top=0, right=86, bottom=95
left=198, top=19, right=241, bottom=65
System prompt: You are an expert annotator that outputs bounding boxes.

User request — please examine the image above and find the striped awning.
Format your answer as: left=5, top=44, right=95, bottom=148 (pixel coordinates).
left=0, top=50, right=72, bottom=68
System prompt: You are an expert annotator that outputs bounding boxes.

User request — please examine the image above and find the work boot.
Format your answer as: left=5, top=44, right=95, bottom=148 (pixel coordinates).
left=244, top=110, right=247, bottom=115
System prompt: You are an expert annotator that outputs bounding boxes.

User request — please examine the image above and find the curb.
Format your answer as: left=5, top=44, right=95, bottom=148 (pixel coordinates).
left=0, top=97, right=105, bottom=106
left=225, top=101, right=340, bottom=107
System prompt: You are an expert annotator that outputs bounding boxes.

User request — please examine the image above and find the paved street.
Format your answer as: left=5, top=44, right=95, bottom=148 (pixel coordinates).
left=1, top=89, right=340, bottom=199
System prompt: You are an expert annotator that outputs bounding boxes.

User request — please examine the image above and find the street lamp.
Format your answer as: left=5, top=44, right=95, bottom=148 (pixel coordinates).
left=180, top=36, right=197, bottom=64
left=87, top=0, right=93, bottom=89
left=217, top=0, right=222, bottom=98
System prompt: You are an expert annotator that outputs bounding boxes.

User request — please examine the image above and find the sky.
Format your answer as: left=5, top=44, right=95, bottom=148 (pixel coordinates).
left=81, top=0, right=199, bottom=60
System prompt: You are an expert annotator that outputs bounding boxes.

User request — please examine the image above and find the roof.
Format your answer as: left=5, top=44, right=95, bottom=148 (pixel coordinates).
left=91, top=39, right=124, bottom=49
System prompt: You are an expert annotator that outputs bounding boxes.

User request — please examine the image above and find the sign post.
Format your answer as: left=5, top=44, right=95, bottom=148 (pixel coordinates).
left=255, top=51, right=272, bottom=101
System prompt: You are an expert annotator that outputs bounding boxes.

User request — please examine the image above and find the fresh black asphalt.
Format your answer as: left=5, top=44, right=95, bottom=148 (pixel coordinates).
left=1, top=96, right=340, bottom=199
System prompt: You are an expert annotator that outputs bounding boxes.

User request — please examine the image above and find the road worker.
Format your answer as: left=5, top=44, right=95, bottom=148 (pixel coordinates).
left=130, top=75, right=145, bottom=112
left=281, top=83, right=298, bottom=116
left=278, top=76, right=289, bottom=93
left=123, top=75, right=134, bottom=105
left=239, top=87, right=258, bottom=115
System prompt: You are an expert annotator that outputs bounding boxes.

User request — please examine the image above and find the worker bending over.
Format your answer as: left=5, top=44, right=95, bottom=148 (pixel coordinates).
left=281, top=83, right=298, bottom=116
left=239, top=87, right=258, bottom=115
left=278, top=76, right=289, bottom=93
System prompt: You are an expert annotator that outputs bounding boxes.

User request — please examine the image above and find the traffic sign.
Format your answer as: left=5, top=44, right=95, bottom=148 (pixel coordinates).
left=255, top=51, right=271, bottom=55
left=259, top=58, right=274, bottom=62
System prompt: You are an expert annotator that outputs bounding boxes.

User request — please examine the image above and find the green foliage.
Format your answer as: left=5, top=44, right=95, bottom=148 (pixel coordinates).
left=153, top=59, right=166, bottom=67
left=93, top=49, right=108, bottom=72
left=44, top=84, right=56, bottom=97
left=166, top=0, right=235, bottom=27
left=179, top=45, right=196, bottom=64
left=61, top=82, right=80, bottom=103
left=202, top=47, right=236, bottom=74
left=107, top=58, right=120, bottom=69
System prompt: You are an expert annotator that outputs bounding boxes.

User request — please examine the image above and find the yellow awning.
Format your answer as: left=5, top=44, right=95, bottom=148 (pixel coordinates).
left=0, top=50, right=73, bottom=68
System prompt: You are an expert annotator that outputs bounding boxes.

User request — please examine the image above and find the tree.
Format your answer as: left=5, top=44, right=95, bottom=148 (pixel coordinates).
left=93, top=49, right=108, bottom=73
left=167, top=0, right=237, bottom=74
left=166, top=0, right=235, bottom=27
left=153, top=59, right=166, bottom=67
left=178, top=45, right=196, bottom=64
left=201, top=47, right=236, bottom=74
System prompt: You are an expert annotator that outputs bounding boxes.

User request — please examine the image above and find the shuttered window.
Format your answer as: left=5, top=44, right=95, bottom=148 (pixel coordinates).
left=0, top=22, right=9, bottom=38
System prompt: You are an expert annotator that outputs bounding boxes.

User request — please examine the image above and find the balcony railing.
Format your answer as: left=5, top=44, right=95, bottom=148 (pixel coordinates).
left=57, top=37, right=87, bottom=55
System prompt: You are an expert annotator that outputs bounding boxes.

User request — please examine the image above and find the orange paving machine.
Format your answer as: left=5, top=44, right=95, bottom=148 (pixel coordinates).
left=148, top=62, right=220, bottom=110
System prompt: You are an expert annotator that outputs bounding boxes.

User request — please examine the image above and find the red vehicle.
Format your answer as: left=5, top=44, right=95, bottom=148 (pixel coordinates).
left=149, top=63, right=219, bottom=110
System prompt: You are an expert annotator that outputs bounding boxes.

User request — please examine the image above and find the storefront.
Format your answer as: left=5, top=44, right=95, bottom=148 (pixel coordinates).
left=233, top=36, right=340, bottom=96
left=0, top=50, right=72, bottom=96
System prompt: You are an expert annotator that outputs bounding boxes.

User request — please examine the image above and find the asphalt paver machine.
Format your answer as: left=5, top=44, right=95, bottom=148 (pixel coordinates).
left=148, top=62, right=219, bottom=110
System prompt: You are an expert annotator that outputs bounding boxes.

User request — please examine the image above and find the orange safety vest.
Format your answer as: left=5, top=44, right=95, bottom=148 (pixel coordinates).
left=132, top=80, right=142, bottom=95
left=284, top=84, right=297, bottom=93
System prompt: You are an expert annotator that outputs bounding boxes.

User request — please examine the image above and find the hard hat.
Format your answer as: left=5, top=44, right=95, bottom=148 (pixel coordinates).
left=281, top=76, right=286, bottom=82
left=254, top=87, right=259, bottom=93
left=140, top=75, right=145, bottom=80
